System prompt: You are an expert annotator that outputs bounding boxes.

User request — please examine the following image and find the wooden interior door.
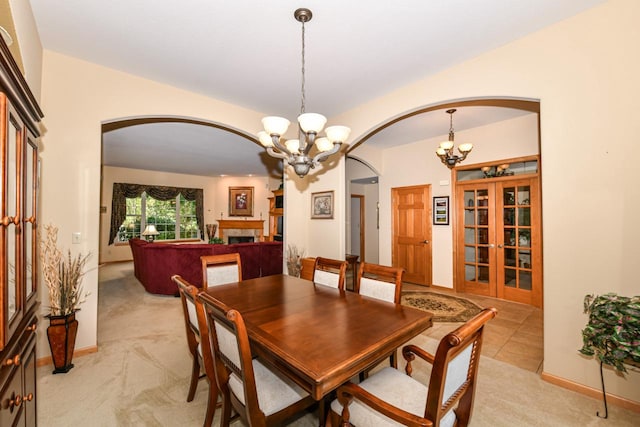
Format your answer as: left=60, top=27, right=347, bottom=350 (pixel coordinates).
left=392, top=185, right=432, bottom=285
left=456, top=178, right=541, bottom=307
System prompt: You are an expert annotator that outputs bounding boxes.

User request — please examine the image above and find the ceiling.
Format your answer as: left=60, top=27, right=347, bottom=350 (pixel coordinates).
left=29, top=0, right=604, bottom=177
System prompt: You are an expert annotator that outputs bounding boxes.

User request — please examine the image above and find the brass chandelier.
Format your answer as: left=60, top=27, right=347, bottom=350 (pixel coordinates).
left=435, top=109, right=473, bottom=168
left=257, top=8, right=350, bottom=178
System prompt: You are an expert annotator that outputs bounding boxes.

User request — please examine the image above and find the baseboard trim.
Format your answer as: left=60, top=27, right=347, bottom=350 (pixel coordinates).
left=36, top=345, right=98, bottom=368
left=541, top=371, right=640, bottom=413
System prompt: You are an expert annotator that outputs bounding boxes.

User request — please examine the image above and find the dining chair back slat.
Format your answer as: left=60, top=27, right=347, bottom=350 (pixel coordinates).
left=201, top=253, right=242, bottom=289
left=313, top=257, right=348, bottom=290
left=356, top=262, right=404, bottom=304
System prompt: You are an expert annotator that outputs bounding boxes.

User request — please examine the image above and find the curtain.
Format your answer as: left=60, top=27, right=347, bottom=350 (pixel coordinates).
left=109, top=183, right=204, bottom=244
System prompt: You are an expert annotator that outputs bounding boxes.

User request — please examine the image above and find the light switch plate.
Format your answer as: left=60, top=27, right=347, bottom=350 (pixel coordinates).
left=72, top=232, right=81, bottom=244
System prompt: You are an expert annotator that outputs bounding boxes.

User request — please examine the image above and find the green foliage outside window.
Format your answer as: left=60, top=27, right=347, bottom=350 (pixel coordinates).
left=117, top=193, right=198, bottom=242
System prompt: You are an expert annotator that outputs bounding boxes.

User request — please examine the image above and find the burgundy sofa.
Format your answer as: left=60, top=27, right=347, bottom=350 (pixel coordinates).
left=129, top=238, right=283, bottom=295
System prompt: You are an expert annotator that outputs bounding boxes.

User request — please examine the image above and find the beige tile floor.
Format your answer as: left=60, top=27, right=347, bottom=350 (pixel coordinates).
left=403, top=283, right=544, bottom=373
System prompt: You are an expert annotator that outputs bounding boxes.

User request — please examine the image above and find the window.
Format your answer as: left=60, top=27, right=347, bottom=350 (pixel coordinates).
left=117, top=193, right=199, bottom=242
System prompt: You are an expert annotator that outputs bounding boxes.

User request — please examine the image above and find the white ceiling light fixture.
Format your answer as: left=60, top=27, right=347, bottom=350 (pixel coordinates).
left=257, top=8, right=350, bottom=178
left=435, top=109, right=473, bottom=168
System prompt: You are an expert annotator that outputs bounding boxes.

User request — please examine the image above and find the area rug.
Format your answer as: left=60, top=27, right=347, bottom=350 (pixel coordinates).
left=401, top=291, right=483, bottom=322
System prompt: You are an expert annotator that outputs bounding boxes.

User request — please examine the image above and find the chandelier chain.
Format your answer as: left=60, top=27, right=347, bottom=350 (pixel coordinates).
left=300, top=20, right=306, bottom=115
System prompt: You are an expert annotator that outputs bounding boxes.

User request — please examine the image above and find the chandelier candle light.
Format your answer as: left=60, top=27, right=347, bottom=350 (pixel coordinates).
left=435, top=109, right=473, bottom=168
left=258, top=8, right=350, bottom=178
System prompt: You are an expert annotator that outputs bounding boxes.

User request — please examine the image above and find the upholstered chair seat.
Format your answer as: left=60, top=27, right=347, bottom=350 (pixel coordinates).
left=331, top=366, right=432, bottom=427
left=228, top=359, right=309, bottom=416
left=330, top=308, right=497, bottom=427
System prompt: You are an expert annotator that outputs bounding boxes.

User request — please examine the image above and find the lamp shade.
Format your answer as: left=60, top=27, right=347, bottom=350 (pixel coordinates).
left=458, top=143, right=473, bottom=153
left=285, top=139, right=301, bottom=154
left=257, top=131, right=274, bottom=147
left=315, top=137, right=333, bottom=152
left=262, top=116, right=291, bottom=136
left=298, top=113, right=327, bottom=133
left=325, top=125, right=351, bottom=143
left=142, top=225, right=159, bottom=236
left=439, top=141, right=454, bottom=150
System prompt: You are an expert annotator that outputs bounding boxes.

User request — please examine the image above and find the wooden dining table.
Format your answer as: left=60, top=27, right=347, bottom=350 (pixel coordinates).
left=199, top=274, right=433, bottom=401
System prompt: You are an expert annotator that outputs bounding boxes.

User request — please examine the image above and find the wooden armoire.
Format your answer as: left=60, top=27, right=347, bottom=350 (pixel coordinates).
left=0, top=34, right=43, bottom=426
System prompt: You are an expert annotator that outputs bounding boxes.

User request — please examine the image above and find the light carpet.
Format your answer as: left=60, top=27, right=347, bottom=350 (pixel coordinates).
left=37, top=263, right=639, bottom=426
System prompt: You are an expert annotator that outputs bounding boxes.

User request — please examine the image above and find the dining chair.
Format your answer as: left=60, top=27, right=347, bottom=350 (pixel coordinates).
left=313, top=257, right=348, bottom=290
left=173, top=275, right=220, bottom=427
left=355, top=262, right=405, bottom=377
left=199, top=295, right=316, bottom=427
left=200, top=252, right=242, bottom=289
left=329, top=307, right=498, bottom=427
left=299, top=257, right=316, bottom=281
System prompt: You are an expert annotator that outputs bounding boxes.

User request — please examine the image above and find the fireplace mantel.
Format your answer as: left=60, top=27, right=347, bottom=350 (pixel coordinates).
left=217, top=219, right=264, bottom=242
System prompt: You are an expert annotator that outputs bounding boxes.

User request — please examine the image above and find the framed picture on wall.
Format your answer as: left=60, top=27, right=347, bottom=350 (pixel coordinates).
left=311, top=191, right=334, bottom=219
left=433, top=196, right=449, bottom=225
left=229, top=186, right=254, bottom=216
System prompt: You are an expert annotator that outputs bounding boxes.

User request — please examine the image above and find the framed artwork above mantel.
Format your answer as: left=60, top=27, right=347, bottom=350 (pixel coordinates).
left=229, top=186, right=254, bottom=216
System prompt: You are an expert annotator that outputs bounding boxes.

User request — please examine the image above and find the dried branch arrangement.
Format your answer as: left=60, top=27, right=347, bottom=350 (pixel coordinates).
left=286, top=244, right=305, bottom=277
left=40, top=224, right=91, bottom=316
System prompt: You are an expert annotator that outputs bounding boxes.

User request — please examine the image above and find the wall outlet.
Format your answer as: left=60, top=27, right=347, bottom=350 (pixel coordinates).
left=72, top=232, right=81, bottom=244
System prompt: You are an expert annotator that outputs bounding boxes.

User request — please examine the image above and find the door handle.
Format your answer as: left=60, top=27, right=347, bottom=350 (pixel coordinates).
left=498, top=244, right=504, bottom=248
left=489, top=244, right=495, bottom=248
left=422, top=240, right=430, bottom=244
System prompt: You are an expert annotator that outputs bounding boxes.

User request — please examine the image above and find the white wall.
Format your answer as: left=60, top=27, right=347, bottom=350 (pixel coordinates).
left=353, top=113, right=538, bottom=287
left=99, top=166, right=273, bottom=263
left=37, top=51, right=267, bottom=358
left=334, top=0, right=640, bottom=403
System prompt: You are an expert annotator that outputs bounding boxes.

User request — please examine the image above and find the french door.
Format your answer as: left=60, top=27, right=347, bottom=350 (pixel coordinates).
left=456, top=177, right=541, bottom=307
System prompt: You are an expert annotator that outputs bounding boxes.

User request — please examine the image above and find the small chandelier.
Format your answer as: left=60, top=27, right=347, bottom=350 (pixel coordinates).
left=435, top=109, right=473, bottom=168
left=257, top=8, right=350, bottom=178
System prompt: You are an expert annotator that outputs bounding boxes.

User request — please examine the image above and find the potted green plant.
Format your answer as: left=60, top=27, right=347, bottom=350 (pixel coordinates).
left=40, top=224, right=91, bottom=374
left=579, top=293, right=640, bottom=417
left=210, top=237, right=225, bottom=244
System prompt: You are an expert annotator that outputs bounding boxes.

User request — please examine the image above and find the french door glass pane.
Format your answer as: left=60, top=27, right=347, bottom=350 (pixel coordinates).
left=464, top=209, right=475, bottom=225
left=464, top=228, right=475, bottom=244
left=503, top=187, right=515, bottom=205
left=465, top=265, right=476, bottom=281
left=520, top=271, right=532, bottom=290
left=504, top=228, right=516, bottom=246
left=465, top=246, right=476, bottom=263
left=477, top=209, right=489, bottom=225
left=478, top=228, right=489, bottom=244
left=477, top=190, right=489, bottom=206
left=505, top=248, right=517, bottom=266
left=464, top=191, right=475, bottom=208
left=478, top=246, right=489, bottom=264
left=518, top=207, right=531, bottom=226
left=504, top=268, right=517, bottom=287
left=504, top=208, right=515, bottom=225
left=518, top=186, right=530, bottom=205
left=478, top=266, right=489, bottom=283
